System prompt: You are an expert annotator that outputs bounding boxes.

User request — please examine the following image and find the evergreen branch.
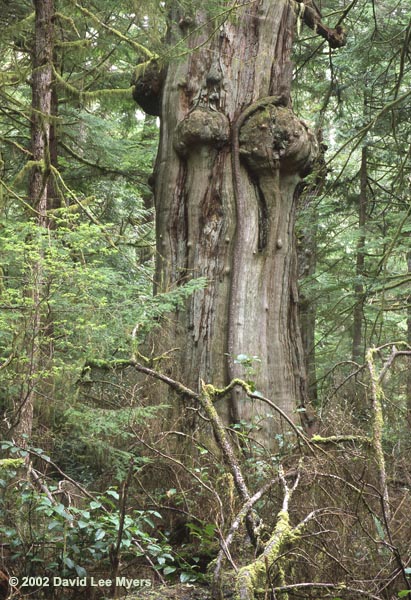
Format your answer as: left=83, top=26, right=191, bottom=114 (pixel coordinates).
left=53, top=67, right=134, bottom=103
left=59, top=140, right=146, bottom=181
left=0, top=136, right=31, bottom=155
left=69, top=1, right=157, bottom=60
left=0, top=179, right=39, bottom=214
left=49, top=166, right=118, bottom=248
left=328, top=88, right=411, bottom=167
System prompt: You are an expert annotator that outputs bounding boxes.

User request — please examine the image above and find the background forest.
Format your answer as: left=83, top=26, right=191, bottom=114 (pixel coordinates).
left=0, top=0, right=411, bottom=599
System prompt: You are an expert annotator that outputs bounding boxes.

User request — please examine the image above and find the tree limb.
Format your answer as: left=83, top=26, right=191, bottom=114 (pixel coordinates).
left=294, top=0, right=347, bottom=48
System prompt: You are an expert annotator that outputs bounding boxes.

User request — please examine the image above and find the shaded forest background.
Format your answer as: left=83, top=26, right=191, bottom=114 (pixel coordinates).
left=1, top=0, right=411, bottom=599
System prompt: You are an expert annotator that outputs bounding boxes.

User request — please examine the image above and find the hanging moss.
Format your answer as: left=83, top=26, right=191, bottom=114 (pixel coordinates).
left=53, top=69, right=134, bottom=106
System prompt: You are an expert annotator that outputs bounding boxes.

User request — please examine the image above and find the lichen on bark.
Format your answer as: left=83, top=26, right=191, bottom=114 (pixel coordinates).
left=174, top=109, right=229, bottom=156
left=238, top=103, right=318, bottom=177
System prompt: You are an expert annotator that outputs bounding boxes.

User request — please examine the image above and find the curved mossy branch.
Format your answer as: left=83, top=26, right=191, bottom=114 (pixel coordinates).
left=53, top=67, right=134, bottom=104
left=212, top=479, right=276, bottom=600
left=205, top=379, right=315, bottom=453
left=82, top=359, right=315, bottom=453
left=365, top=343, right=411, bottom=591
left=234, top=464, right=302, bottom=600
left=200, top=382, right=260, bottom=548
left=82, top=358, right=199, bottom=400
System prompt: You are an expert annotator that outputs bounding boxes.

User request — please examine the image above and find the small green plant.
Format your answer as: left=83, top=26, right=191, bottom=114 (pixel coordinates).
left=0, top=443, right=176, bottom=580
left=233, top=354, right=261, bottom=391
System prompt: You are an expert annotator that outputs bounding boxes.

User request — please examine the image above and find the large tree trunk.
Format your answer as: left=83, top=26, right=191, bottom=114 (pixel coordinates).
left=150, top=1, right=319, bottom=442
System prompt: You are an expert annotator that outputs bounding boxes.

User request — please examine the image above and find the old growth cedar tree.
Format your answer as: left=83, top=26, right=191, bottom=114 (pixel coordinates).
left=133, top=0, right=345, bottom=442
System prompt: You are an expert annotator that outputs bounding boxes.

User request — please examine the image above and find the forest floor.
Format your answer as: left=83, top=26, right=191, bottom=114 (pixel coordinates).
left=127, top=583, right=212, bottom=599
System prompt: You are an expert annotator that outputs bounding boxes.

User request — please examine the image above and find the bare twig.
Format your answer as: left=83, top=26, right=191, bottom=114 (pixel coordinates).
left=272, top=582, right=383, bottom=599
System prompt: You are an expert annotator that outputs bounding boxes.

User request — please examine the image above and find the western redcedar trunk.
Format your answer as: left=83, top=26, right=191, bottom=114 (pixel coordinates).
left=144, top=1, right=321, bottom=442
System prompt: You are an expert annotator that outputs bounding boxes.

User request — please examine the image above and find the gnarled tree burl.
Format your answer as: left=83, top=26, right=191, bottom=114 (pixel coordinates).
left=133, top=0, right=345, bottom=443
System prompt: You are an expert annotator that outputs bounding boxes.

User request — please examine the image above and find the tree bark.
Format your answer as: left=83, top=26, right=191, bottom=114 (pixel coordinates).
left=150, top=1, right=320, bottom=442
left=407, top=250, right=411, bottom=427
left=352, top=145, right=368, bottom=364
left=14, top=0, right=54, bottom=444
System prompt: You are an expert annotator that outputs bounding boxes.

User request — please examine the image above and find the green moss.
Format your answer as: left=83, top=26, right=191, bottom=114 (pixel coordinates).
left=235, top=510, right=295, bottom=600
left=0, top=458, right=25, bottom=470
left=205, top=378, right=253, bottom=401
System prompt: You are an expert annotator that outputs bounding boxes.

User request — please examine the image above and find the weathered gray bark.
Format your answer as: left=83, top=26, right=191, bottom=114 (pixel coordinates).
left=298, top=193, right=320, bottom=405
left=352, top=145, right=368, bottom=364
left=148, top=0, right=324, bottom=441
left=407, top=250, right=411, bottom=427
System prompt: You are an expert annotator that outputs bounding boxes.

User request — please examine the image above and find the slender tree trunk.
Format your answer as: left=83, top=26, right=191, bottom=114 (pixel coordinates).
left=297, top=135, right=327, bottom=406
left=298, top=199, right=319, bottom=405
left=14, top=0, right=54, bottom=444
left=352, top=145, right=368, bottom=364
left=407, top=250, right=411, bottom=427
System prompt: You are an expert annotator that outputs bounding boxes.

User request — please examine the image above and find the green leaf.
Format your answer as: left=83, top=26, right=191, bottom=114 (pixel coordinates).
left=54, top=504, right=72, bottom=521
left=64, top=557, right=75, bottom=569
left=95, top=528, right=106, bottom=541
left=75, top=565, right=87, bottom=577
left=372, top=515, right=385, bottom=540
left=105, top=490, right=120, bottom=500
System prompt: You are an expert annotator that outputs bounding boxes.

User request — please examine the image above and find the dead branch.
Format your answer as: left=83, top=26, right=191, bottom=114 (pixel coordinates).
left=212, top=479, right=276, bottom=600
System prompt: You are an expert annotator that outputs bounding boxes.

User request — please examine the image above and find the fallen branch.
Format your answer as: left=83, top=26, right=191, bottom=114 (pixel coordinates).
left=272, top=582, right=383, bottom=599
left=212, top=479, right=276, bottom=600
left=235, top=463, right=302, bottom=600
